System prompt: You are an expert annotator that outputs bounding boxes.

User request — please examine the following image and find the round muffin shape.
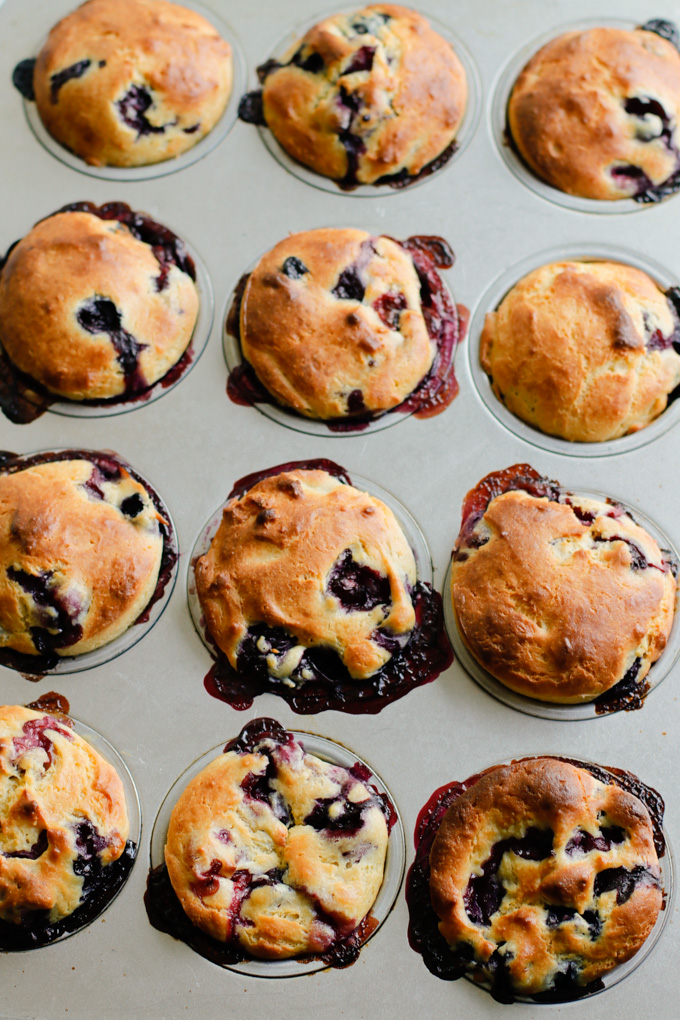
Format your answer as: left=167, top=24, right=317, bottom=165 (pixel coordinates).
left=33, top=0, right=232, bottom=168
left=450, top=465, right=677, bottom=703
left=259, top=4, right=467, bottom=186
left=195, top=467, right=416, bottom=681
left=0, top=705, right=129, bottom=928
left=428, top=758, right=663, bottom=999
left=507, top=25, right=680, bottom=201
left=164, top=719, right=389, bottom=959
left=0, top=206, right=199, bottom=401
left=0, top=457, right=165, bottom=658
left=480, top=260, right=680, bottom=442
left=240, top=229, right=438, bottom=419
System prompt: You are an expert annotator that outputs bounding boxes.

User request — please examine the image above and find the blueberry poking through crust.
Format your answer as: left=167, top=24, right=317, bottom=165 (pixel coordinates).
left=162, top=718, right=391, bottom=961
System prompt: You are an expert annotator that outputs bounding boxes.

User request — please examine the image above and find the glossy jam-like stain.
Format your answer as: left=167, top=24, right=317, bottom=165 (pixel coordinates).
left=228, top=458, right=351, bottom=500
left=406, top=757, right=665, bottom=1003
left=25, top=691, right=71, bottom=719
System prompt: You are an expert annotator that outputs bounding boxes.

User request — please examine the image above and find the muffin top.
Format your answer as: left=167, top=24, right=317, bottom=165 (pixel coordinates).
left=0, top=206, right=199, bottom=401
left=239, top=229, right=438, bottom=419
left=164, top=719, right=389, bottom=958
left=259, top=4, right=467, bottom=186
left=508, top=26, right=680, bottom=200
left=195, top=467, right=416, bottom=682
left=451, top=467, right=677, bottom=703
left=33, top=0, right=232, bottom=167
left=429, top=757, right=663, bottom=998
left=0, top=456, right=165, bottom=658
left=0, top=705, right=129, bottom=925
left=480, top=260, right=680, bottom=442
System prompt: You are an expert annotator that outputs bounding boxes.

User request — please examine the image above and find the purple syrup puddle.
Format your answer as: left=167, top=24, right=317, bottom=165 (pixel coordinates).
left=326, top=549, right=392, bottom=612
left=77, top=295, right=147, bottom=393
left=12, top=58, right=36, bottom=100
left=457, top=464, right=561, bottom=546
left=594, top=658, right=650, bottom=715
left=464, top=827, right=554, bottom=926
left=50, top=59, right=91, bottom=103
left=227, top=458, right=351, bottom=500
left=116, top=84, right=167, bottom=136
left=73, top=820, right=111, bottom=896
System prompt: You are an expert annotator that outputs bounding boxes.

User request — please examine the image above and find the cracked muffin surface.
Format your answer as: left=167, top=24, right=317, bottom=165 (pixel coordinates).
left=33, top=0, right=232, bottom=167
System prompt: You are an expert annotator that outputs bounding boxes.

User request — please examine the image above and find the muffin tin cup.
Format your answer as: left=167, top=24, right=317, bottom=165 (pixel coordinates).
left=0, top=449, right=179, bottom=676
left=490, top=17, right=678, bottom=215
left=411, top=752, right=674, bottom=1004
left=252, top=6, right=482, bottom=197
left=148, top=729, right=405, bottom=977
left=467, top=242, right=680, bottom=458
left=20, top=1, right=247, bottom=182
left=7, top=711, right=141, bottom=951
left=222, top=233, right=461, bottom=437
left=443, top=487, right=680, bottom=721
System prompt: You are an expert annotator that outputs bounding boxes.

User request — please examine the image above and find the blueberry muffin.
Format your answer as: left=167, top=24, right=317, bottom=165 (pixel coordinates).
left=250, top=5, right=467, bottom=187
left=507, top=23, right=680, bottom=201
left=480, top=260, right=680, bottom=442
left=0, top=705, right=130, bottom=936
left=0, top=203, right=199, bottom=401
left=32, top=0, right=232, bottom=167
left=164, top=718, right=389, bottom=959
left=236, top=229, right=456, bottom=420
left=0, top=454, right=165, bottom=659
left=428, top=758, right=663, bottom=999
left=450, top=465, right=677, bottom=703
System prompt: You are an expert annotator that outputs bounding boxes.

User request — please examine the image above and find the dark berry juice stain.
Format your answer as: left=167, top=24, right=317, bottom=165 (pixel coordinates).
left=0, top=449, right=177, bottom=675
left=25, top=691, right=71, bottom=718
left=50, top=60, right=91, bottom=103
left=406, top=756, right=665, bottom=1003
left=12, top=58, right=36, bottom=100
left=326, top=549, right=392, bottom=611
left=227, top=458, right=351, bottom=500
left=77, top=296, right=147, bottom=393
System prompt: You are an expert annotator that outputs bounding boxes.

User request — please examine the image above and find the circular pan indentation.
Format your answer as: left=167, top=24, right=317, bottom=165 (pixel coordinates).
left=443, top=488, right=680, bottom=720
left=468, top=243, right=680, bottom=458
left=0, top=448, right=179, bottom=676
left=409, top=752, right=673, bottom=1003
left=148, top=729, right=405, bottom=976
left=490, top=17, right=679, bottom=215
left=21, top=1, right=246, bottom=182
left=2, top=712, right=141, bottom=951
left=222, top=233, right=460, bottom=437
left=252, top=7, right=481, bottom=197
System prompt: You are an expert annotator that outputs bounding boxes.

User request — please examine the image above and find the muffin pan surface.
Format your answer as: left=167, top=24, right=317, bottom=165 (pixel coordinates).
left=1, top=0, right=679, bottom=1017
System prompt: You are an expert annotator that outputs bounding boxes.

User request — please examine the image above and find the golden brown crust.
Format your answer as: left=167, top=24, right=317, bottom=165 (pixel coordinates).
left=429, top=758, right=662, bottom=995
left=451, top=488, right=676, bottom=702
left=240, top=229, right=434, bottom=418
left=33, top=0, right=232, bottom=167
left=0, top=705, right=129, bottom=924
left=195, top=468, right=416, bottom=680
left=0, top=459, right=164, bottom=657
left=508, top=28, right=680, bottom=200
left=0, top=211, right=199, bottom=401
left=480, top=261, right=680, bottom=442
left=262, top=5, right=467, bottom=184
left=165, top=728, right=388, bottom=957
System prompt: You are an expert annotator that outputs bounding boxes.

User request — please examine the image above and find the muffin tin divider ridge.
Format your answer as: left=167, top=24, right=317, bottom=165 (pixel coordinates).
left=1, top=0, right=679, bottom=1017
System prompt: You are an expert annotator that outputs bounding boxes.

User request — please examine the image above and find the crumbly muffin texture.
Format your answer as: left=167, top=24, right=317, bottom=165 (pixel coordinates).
left=429, top=758, right=662, bottom=997
left=240, top=229, right=436, bottom=419
left=0, top=458, right=164, bottom=657
left=260, top=4, right=467, bottom=185
left=164, top=720, right=388, bottom=958
left=0, top=705, right=129, bottom=925
left=33, top=0, right=232, bottom=167
left=0, top=209, right=199, bottom=401
left=508, top=26, right=680, bottom=200
left=195, top=468, right=416, bottom=682
left=480, top=260, right=680, bottom=442
left=451, top=479, right=676, bottom=702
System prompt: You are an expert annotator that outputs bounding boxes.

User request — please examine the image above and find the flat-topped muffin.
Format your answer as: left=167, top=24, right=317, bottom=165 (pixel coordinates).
left=480, top=260, right=680, bottom=442
left=254, top=4, right=467, bottom=187
left=0, top=456, right=165, bottom=658
left=0, top=204, right=199, bottom=401
left=33, top=0, right=232, bottom=167
left=508, top=24, right=680, bottom=200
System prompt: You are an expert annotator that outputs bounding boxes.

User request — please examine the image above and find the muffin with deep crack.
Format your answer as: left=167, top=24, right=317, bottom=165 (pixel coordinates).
left=162, top=718, right=390, bottom=961
left=450, top=465, right=677, bottom=704
left=242, top=4, right=467, bottom=188
left=480, top=260, right=680, bottom=442
left=32, top=0, right=232, bottom=167
left=507, top=21, right=680, bottom=201
left=0, top=203, right=199, bottom=402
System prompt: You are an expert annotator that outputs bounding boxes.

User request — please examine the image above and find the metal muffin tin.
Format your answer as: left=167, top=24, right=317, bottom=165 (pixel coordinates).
left=1, top=0, right=679, bottom=1017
